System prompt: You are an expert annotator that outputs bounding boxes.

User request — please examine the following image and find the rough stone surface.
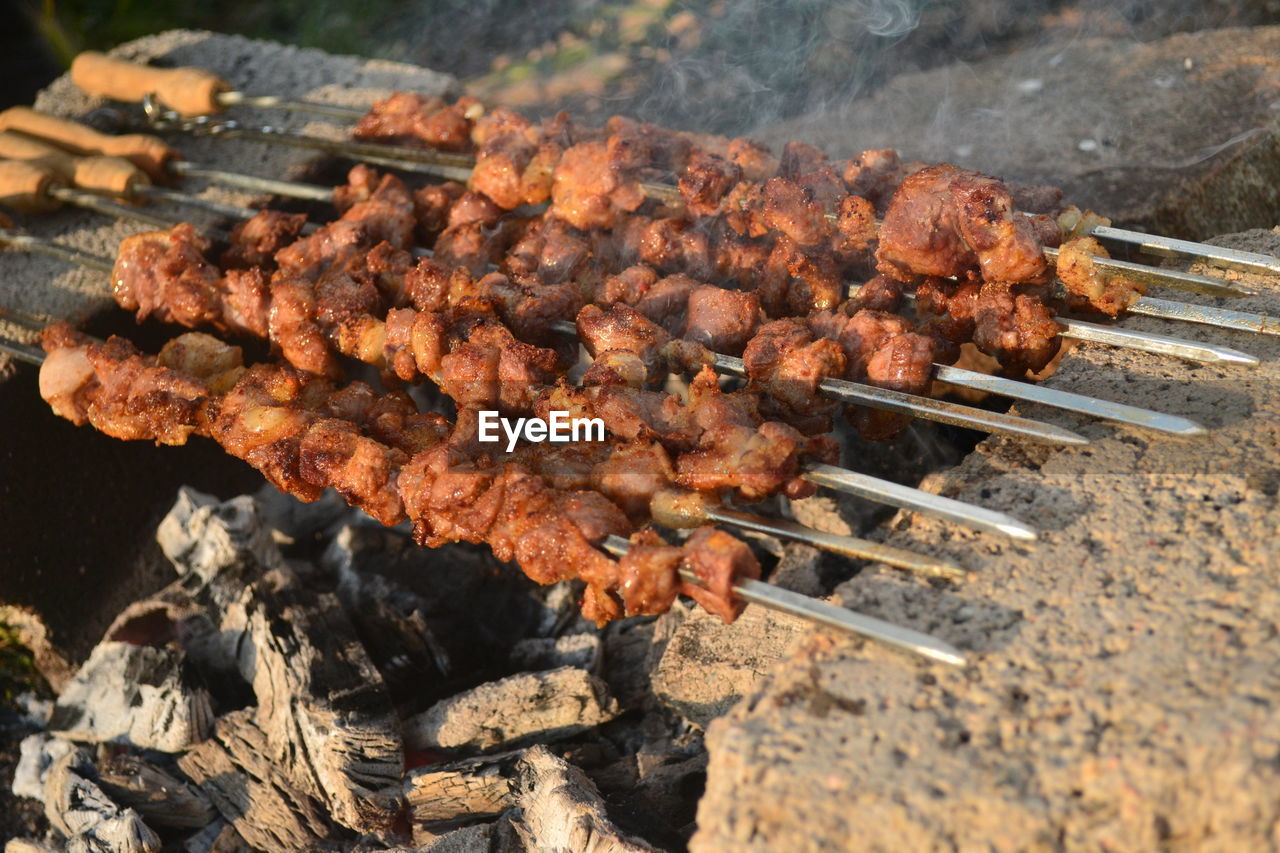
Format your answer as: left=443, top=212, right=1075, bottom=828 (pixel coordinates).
left=651, top=605, right=808, bottom=728
left=764, top=26, right=1280, bottom=240
left=691, top=229, right=1280, bottom=851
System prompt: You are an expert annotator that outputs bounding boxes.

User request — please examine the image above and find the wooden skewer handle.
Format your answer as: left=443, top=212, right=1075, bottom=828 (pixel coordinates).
left=0, top=108, right=177, bottom=183
left=0, top=131, right=149, bottom=198
left=71, top=51, right=228, bottom=117
left=0, top=161, right=64, bottom=214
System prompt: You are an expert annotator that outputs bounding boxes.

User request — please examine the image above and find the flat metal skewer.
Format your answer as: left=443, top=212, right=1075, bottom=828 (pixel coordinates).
left=1127, top=296, right=1280, bottom=339
left=932, top=364, right=1206, bottom=437
left=1091, top=224, right=1280, bottom=278
left=714, top=354, right=1087, bottom=445
left=802, top=463, right=1036, bottom=540
left=601, top=533, right=968, bottom=666
left=169, top=160, right=335, bottom=202
left=0, top=336, right=43, bottom=365
left=1040, top=245, right=1248, bottom=299
left=703, top=504, right=965, bottom=580
left=0, top=228, right=113, bottom=273
left=212, top=90, right=367, bottom=122
left=1058, top=317, right=1260, bottom=366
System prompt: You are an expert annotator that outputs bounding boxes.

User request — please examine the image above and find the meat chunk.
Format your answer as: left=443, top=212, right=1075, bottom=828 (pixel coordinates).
left=220, top=210, right=307, bottom=271
left=1056, top=236, right=1147, bottom=316
left=353, top=92, right=478, bottom=151
left=678, top=151, right=742, bottom=217
left=761, top=177, right=832, bottom=247
left=551, top=140, right=647, bottom=230
left=742, top=318, right=844, bottom=433
left=112, top=224, right=222, bottom=329
left=682, top=285, right=760, bottom=354
left=972, top=282, right=1062, bottom=374
left=678, top=527, right=761, bottom=623
left=876, top=164, right=1049, bottom=285
left=576, top=304, right=671, bottom=384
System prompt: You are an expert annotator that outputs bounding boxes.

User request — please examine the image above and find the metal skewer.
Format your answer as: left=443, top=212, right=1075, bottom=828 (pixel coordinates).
left=1126, top=296, right=1280, bottom=339
left=601, top=533, right=968, bottom=666
left=1058, top=317, right=1259, bottom=366
left=1090, top=224, right=1280, bottom=278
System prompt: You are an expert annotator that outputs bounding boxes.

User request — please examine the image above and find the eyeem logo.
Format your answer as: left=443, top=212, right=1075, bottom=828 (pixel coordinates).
left=478, top=410, right=606, bottom=452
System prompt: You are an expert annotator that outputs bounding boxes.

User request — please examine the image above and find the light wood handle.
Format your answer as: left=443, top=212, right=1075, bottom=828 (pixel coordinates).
left=0, top=108, right=177, bottom=182
left=71, top=51, right=228, bottom=117
left=0, top=161, right=64, bottom=214
left=0, top=131, right=149, bottom=198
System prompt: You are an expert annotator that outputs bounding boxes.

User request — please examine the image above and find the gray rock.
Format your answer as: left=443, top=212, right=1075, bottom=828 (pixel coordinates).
left=764, top=26, right=1280, bottom=239
left=692, top=229, right=1280, bottom=850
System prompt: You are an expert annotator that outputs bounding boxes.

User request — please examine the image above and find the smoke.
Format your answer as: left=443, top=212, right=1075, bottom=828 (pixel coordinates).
left=836, top=0, right=922, bottom=39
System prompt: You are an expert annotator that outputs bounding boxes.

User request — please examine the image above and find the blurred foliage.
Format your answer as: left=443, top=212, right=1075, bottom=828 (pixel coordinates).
left=0, top=624, right=38, bottom=706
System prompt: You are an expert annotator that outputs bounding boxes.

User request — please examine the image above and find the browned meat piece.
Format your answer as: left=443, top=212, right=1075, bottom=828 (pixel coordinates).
left=1056, top=236, right=1147, bottom=317
left=353, top=92, right=478, bottom=151
left=742, top=318, right=844, bottom=433
left=298, top=418, right=407, bottom=526
left=471, top=122, right=538, bottom=210
left=682, top=285, right=760, bottom=353
left=601, top=264, right=660, bottom=306
left=779, top=141, right=828, bottom=180
left=434, top=215, right=528, bottom=276
left=203, top=362, right=329, bottom=501
left=334, top=167, right=417, bottom=250
left=760, top=237, right=844, bottom=316
left=577, top=304, right=671, bottom=383
left=727, top=137, right=779, bottom=182
left=267, top=278, right=341, bottom=379
left=849, top=273, right=905, bottom=313
left=761, top=177, right=832, bottom=247
left=713, top=232, right=771, bottom=290
left=616, top=530, right=683, bottom=616
left=220, top=210, right=307, bottom=271
left=551, top=140, right=647, bottom=230
left=212, top=268, right=268, bottom=339
left=972, top=282, right=1062, bottom=374
left=637, top=217, right=715, bottom=281
left=590, top=442, right=677, bottom=520
left=412, top=181, right=466, bottom=242
left=438, top=319, right=560, bottom=413
left=833, top=194, right=877, bottom=261
left=720, top=181, right=768, bottom=238
left=678, top=152, right=742, bottom=217
left=807, top=308, right=912, bottom=380
left=448, top=191, right=503, bottom=229
left=605, top=116, right=694, bottom=175
left=876, top=164, right=1049, bottom=285
left=842, top=148, right=908, bottom=214
left=849, top=332, right=936, bottom=440
left=39, top=328, right=210, bottom=445
left=913, top=276, right=981, bottom=363
left=112, top=224, right=222, bottom=329
left=678, top=527, right=761, bottom=623
left=535, top=219, right=593, bottom=283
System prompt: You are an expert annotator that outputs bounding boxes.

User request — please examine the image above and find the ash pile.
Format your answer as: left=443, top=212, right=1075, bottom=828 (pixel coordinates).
left=6, top=485, right=811, bottom=852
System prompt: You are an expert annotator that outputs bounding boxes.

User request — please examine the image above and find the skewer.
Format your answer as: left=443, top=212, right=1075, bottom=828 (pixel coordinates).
left=71, top=52, right=366, bottom=121
left=931, top=365, right=1205, bottom=436
left=0, top=313, right=961, bottom=582
left=0, top=314, right=973, bottom=665
left=1126, top=296, right=1280, bottom=339
left=10, top=106, right=1277, bottom=349
left=1058, top=317, right=1259, bottom=366
left=713, top=354, right=1087, bottom=445
left=545, top=317, right=1196, bottom=436
left=1090, top=224, right=1280, bottom=278
left=801, top=463, right=1036, bottom=540
left=601, top=533, right=967, bottom=666
left=136, top=107, right=1263, bottom=300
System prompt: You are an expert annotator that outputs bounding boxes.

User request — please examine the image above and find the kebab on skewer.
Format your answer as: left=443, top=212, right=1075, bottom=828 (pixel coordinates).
left=30, top=320, right=966, bottom=658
